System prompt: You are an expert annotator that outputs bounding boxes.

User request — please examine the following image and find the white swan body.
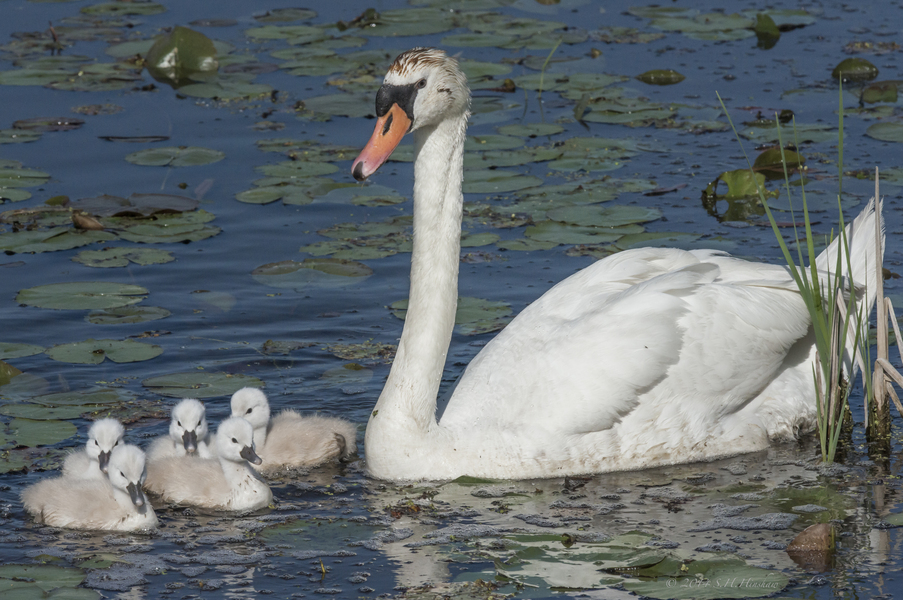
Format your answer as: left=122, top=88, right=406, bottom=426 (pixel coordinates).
left=144, top=417, right=271, bottom=512
left=147, top=398, right=215, bottom=462
left=23, top=444, right=157, bottom=531
left=61, top=418, right=125, bottom=480
left=351, top=48, right=885, bottom=482
left=230, top=387, right=356, bottom=475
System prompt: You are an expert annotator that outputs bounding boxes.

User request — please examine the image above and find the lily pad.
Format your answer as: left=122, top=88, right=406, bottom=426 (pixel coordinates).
left=142, top=372, right=264, bottom=399
left=703, top=170, right=768, bottom=199
left=866, top=122, right=903, bottom=143
left=16, top=282, right=148, bottom=310
left=7, top=418, right=77, bottom=447
left=623, top=557, right=788, bottom=598
left=321, top=363, right=373, bottom=385
left=124, top=146, right=225, bottom=167
left=547, top=205, right=661, bottom=227
left=832, top=57, right=878, bottom=83
left=0, top=343, right=44, bottom=359
left=0, top=403, right=111, bottom=421
left=636, top=69, right=685, bottom=85
left=526, top=221, right=634, bottom=245
left=145, top=26, right=218, bottom=85
left=86, top=306, right=171, bottom=325
left=0, top=228, right=116, bottom=255
left=0, top=565, right=85, bottom=592
left=72, top=247, right=175, bottom=268
left=463, top=170, right=543, bottom=194
left=0, top=167, right=51, bottom=188
left=69, top=193, right=199, bottom=217
left=0, top=361, right=21, bottom=387
left=252, top=259, right=372, bottom=291
left=81, top=2, right=166, bottom=16
left=45, top=338, right=163, bottom=365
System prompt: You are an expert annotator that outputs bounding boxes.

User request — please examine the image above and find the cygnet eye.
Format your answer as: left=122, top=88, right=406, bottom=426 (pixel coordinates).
left=177, top=421, right=182, bottom=427
left=416, top=78, right=427, bottom=89
left=231, top=437, right=238, bottom=443
left=93, top=440, right=99, bottom=446
left=113, top=440, right=119, bottom=447
left=245, top=408, right=253, bottom=414
left=119, top=471, right=125, bottom=478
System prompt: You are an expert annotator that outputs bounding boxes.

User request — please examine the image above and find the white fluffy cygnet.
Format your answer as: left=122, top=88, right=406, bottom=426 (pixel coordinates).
left=61, top=418, right=125, bottom=480
left=147, top=398, right=216, bottom=462
left=143, top=417, right=272, bottom=512
left=22, top=444, right=157, bottom=531
left=230, top=387, right=356, bottom=475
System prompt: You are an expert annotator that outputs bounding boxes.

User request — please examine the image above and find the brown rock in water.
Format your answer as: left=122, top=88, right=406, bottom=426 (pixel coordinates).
left=787, top=523, right=835, bottom=571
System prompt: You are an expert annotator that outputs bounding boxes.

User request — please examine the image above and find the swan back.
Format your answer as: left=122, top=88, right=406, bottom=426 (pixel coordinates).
left=61, top=417, right=124, bottom=479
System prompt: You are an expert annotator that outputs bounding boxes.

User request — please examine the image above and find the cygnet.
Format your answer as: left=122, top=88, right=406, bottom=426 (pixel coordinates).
left=230, top=387, right=356, bottom=475
left=147, top=398, right=215, bottom=462
left=61, top=418, right=125, bottom=480
left=143, top=417, right=272, bottom=512
left=22, top=444, right=157, bottom=531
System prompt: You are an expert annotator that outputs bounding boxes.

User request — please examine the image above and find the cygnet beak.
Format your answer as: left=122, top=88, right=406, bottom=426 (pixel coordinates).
left=182, top=430, right=198, bottom=453
left=239, top=445, right=262, bottom=465
left=126, top=482, right=146, bottom=507
left=98, top=450, right=111, bottom=474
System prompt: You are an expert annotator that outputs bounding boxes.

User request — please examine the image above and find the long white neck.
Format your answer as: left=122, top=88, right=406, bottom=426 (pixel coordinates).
left=366, top=112, right=468, bottom=478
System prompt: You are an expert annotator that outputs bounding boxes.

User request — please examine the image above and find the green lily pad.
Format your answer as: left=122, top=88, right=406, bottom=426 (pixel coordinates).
left=463, top=170, right=543, bottom=194
left=45, top=338, right=163, bottom=365
left=0, top=343, right=44, bottom=360
left=703, top=170, right=768, bottom=199
left=323, top=341, right=396, bottom=362
left=649, top=12, right=755, bottom=41
left=0, top=129, right=42, bottom=144
left=299, top=93, right=372, bottom=118
left=547, top=205, right=661, bottom=227
left=177, top=79, right=274, bottom=100
left=866, top=122, right=903, bottom=143
left=753, top=147, right=805, bottom=171
left=7, top=418, right=77, bottom=447
left=86, top=306, right=171, bottom=325
left=256, top=161, right=339, bottom=179
left=0, top=403, right=111, bottom=421
left=636, top=69, right=685, bottom=85
left=30, top=389, right=128, bottom=407
left=235, top=184, right=316, bottom=205
left=0, top=228, right=116, bottom=255
left=615, top=232, right=703, bottom=250
left=72, top=247, right=175, bottom=268
left=0, top=167, right=51, bottom=188
left=16, top=282, right=148, bottom=310
left=526, top=221, right=633, bottom=245
left=861, top=81, right=899, bottom=104
left=254, top=8, right=317, bottom=22
left=252, top=259, right=372, bottom=291
left=0, top=565, right=85, bottom=592
left=320, top=363, right=373, bottom=385
left=145, top=26, right=218, bottom=85
left=832, top=57, right=878, bottom=83
left=461, top=232, right=500, bottom=247
left=0, top=188, right=31, bottom=203
left=81, top=2, right=166, bottom=15
left=142, top=372, right=264, bottom=399
left=740, top=123, right=836, bottom=144
left=465, top=135, right=525, bottom=151
left=0, top=361, right=21, bottom=387
left=69, top=193, right=199, bottom=217
left=623, top=557, right=788, bottom=598
left=124, top=146, right=225, bottom=167
left=496, top=123, right=564, bottom=137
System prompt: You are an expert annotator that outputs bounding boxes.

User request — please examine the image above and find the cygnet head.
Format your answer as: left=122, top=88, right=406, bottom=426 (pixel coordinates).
left=230, top=388, right=270, bottom=432
left=86, top=418, right=125, bottom=474
left=169, top=398, right=208, bottom=454
left=216, top=417, right=262, bottom=465
left=107, top=444, right=148, bottom=507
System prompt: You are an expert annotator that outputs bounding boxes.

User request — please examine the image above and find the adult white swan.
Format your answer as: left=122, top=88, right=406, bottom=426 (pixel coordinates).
left=351, top=47, right=883, bottom=482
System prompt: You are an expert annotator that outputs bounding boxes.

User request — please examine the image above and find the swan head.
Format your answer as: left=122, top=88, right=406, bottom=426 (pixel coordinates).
left=216, top=417, right=262, bottom=466
left=229, top=387, right=270, bottom=432
left=86, top=418, right=125, bottom=474
left=169, top=398, right=208, bottom=454
left=107, top=444, right=148, bottom=508
left=352, top=47, right=470, bottom=181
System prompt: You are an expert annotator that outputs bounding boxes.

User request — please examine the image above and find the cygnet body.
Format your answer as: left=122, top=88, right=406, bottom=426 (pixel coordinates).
left=144, top=417, right=272, bottom=512
left=22, top=444, right=157, bottom=531
left=61, top=418, right=125, bottom=480
left=230, top=387, right=356, bottom=475
left=147, top=398, right=216, bottom=462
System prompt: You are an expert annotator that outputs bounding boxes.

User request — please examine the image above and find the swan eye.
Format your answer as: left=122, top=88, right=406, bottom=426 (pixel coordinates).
left=177, top=421, right=181, bottom=427
left=113, top=440, right=119, bottom=447
left=93, top=440, right=98, bottom=446
left=416, top=78, right=426, bottom=89
left=231, top=437, right=238, bottom=443
left=245, top=408, right=253, bottom=414
left=119, top=471, right=125, bottom=478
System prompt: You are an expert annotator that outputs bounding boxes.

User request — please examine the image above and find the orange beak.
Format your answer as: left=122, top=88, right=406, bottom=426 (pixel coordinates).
left=351, top=103, right=411, bottom=182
